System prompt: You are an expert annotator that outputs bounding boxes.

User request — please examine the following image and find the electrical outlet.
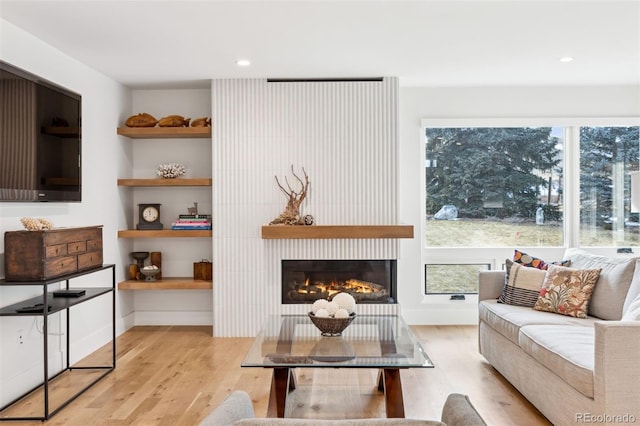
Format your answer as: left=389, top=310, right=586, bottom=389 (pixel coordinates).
left=17, top=329, right=24, bottom=345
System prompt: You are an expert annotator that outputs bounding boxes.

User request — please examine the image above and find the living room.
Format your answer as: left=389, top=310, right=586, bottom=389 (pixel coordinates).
left=1, top=1, right=639, bottom=424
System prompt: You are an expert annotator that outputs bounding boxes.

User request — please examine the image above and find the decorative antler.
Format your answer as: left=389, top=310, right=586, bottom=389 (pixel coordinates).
left=269, top=165, right=310, bottom=225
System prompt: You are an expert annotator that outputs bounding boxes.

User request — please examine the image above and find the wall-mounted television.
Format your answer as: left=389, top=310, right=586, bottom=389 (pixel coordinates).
left=0, top=61, right=81, bottom=202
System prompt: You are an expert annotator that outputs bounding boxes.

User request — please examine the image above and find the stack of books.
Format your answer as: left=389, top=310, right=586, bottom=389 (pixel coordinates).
left=171, top=214, right=211, bottom=230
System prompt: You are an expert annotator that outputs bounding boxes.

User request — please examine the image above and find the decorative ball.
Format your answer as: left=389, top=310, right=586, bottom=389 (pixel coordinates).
left=312, top=298, right=329, bottom=313
left=332, top=292, right=356, bottom=313
left=314, top=308, right=330, bottom=318
left=303, top=214, right=315, bottom=225
left=156, top=162, right=186, bottom=179
left=325, top=301, right=340, bottom=315
left=334, top=308, right=350, bottom=319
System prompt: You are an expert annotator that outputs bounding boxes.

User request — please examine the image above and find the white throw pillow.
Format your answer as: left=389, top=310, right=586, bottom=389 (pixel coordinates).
left=622, top=293, right=640, bottom=321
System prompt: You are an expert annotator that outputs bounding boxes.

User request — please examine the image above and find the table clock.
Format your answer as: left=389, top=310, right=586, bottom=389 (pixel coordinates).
left=137, top=203, right=163, bottom=230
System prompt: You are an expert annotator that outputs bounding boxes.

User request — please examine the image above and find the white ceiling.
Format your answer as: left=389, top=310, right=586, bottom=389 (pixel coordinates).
left=1, top=0, right=639, bottom=89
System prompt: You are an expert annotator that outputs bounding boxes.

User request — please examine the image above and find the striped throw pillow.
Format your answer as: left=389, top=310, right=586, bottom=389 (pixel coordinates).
left=498, top=259, right=548, bottom=307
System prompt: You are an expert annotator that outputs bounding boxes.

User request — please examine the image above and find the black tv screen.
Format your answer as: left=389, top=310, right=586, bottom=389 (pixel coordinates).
left=0, top=61, right=81, bottom=202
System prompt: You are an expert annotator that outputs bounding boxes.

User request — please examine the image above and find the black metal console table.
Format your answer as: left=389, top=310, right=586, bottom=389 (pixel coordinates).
left=0, top=264, right=116, bottom=421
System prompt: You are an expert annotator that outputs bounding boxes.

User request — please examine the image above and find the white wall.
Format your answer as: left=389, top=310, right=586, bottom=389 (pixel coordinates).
left=0, top=20, right=131, bottom=405
left=398, top=85, right=640, bottom=325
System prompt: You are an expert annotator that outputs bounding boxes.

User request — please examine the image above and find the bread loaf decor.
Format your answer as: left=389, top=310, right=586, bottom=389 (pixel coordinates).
left=125, top=113, right=158, bottom=127
left=158, top=115, right=190, bottom=127
left=191, top=117, right=212, bottom=127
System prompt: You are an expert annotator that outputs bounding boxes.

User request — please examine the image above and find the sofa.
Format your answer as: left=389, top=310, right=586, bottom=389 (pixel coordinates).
left=199, top=391, right=486, bottom=425
left=478, top=248, right=640, bottom=425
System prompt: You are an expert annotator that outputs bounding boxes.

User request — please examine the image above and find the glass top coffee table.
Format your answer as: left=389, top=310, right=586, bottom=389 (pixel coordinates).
left=241, top=314, right=433, bottom=418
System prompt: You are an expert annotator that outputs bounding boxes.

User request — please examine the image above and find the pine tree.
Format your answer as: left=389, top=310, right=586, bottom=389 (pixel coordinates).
left=579, top=126, right=640, bottom=225
left=425, top=127, right=561, bottom=219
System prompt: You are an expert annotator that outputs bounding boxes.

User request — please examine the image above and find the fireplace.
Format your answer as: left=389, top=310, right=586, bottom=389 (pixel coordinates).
left=281, top=259, right=396, bottom=304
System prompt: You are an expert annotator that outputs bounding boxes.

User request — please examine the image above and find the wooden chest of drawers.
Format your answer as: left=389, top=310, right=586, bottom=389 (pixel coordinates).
left=4, top=226, right=103, bottom=281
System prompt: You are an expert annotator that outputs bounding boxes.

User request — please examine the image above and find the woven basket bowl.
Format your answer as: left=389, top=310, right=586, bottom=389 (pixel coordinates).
left=308, top=312, right=356, bottom=336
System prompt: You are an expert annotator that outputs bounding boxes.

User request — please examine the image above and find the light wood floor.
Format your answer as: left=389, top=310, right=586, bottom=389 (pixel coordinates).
left=0, top=325, right=551, bottom=425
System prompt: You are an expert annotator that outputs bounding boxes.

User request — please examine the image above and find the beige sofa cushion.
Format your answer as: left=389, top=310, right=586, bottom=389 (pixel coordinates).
left=519, top=325, right=595, bottom=398
left=622, top=293, right=640, bottom=321
left=563, top=248, right=637, bottom=320
left=479, top=300, right=599, bottom=344
left=623, top=260, right=640, bottom=315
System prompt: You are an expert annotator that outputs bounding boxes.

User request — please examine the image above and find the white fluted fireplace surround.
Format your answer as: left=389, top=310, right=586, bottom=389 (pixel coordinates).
left=211, top=77, right=403, bottom=337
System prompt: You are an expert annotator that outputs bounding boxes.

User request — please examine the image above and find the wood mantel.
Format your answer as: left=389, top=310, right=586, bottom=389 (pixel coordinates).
left=261, top=225, right=414, bottom=239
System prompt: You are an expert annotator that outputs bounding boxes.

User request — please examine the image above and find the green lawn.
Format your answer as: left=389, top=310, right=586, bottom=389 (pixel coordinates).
left=426, top=218, right=640, bottom=247
left=424, top=218, right=639, bottom=293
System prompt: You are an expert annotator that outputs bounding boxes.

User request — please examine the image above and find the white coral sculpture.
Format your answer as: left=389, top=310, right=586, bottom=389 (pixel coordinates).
left=157, top=162, right=186, bottom=179
left=20, top=217, right=54, bottom=231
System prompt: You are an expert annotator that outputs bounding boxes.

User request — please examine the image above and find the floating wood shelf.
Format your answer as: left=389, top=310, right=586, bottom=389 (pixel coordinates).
left=117, top=127, right=211, bottom=139
left=118, top=229, right=212, bottom=238
left=118, top=277, right=212, bottom=290
left=117, top=178, right=212, bottom=187
left=261, top=225, right=414, bottom=239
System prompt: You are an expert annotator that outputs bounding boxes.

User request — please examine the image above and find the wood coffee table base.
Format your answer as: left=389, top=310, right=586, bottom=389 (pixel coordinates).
left=267, top=367, right=405, bottom=418
left=267, top=368, right=296, bottom=418
left=378, top=368, right=405, bottom=418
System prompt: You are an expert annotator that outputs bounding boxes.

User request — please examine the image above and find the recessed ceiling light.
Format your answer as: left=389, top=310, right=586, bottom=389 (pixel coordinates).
left=236, top=59, right=251, bottom=67
left=559, top=56, right=574, bottom=63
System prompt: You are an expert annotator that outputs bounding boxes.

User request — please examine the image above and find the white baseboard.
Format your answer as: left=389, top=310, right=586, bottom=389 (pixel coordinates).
left=119, top=312, right=136, bottom=334
left=403, top=304, right=479, bottom=325
left=69, top=322, right=116, bottom=365
left=132, top=310, right=213, bottom=326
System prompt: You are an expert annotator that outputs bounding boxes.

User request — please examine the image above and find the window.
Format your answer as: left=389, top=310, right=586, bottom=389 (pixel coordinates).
left=425, top=263, right=491, bottom=294
left=579, top=126, right=640, bottom=247
left=425, top=127, right=564, bottom=248
left=423, top=122, right=640, bottom=296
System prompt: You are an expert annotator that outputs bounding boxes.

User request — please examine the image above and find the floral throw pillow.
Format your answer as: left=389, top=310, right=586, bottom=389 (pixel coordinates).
left=514, top=249, right=570, bottom=270
left=533, top=264, right=601, bottom=318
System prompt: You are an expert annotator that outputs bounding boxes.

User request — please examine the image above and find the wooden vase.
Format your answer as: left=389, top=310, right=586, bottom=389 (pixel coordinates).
left=150, top=252, right=162, bottom=280
left=128, top=264, right=139, bottom=280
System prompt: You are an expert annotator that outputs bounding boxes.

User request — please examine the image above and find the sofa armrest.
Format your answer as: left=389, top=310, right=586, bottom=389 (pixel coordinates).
left=199, top=390, right=255, bottom=425
left=478, top=271, right=504, bottom=302
left=594, top=321, right=640, bottom=419
left=441, top=393, right=487, bottom=426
